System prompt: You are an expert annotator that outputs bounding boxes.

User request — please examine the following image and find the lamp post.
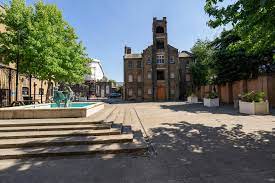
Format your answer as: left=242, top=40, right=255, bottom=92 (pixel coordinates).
left=40, top=81, right=43, bottom=103
left=34, top=82, right=37, bottom=102
left=15, top=30, right=21, bottom=101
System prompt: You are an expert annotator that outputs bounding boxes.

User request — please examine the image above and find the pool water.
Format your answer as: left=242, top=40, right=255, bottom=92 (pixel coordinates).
left=22, top=102, right=95, bottom=109
left=50, top=103, right=95, bottom=108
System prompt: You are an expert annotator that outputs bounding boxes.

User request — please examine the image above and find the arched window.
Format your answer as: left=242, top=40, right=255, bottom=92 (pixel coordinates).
left=156, top=26, right=164, bottom=33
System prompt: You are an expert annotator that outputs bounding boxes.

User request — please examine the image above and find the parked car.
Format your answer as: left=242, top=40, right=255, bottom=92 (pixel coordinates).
left=109, top=93, right=121, bottom=98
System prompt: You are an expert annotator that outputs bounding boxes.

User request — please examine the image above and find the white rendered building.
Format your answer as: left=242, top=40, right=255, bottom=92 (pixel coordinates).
left=85, top=59, right=104, bottom=82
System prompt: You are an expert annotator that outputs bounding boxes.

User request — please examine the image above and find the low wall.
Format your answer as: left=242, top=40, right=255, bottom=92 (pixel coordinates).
left=196, top=74, right=275, bottom=107
left=0, top=102, right=104, bottom=119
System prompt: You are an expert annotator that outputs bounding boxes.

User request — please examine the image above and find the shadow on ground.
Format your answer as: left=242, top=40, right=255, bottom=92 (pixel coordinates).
left=0, top=122, right=274, bottom=183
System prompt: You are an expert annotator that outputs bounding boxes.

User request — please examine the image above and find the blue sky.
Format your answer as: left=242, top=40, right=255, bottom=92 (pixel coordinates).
left=4, top=0, right=225, bottom=82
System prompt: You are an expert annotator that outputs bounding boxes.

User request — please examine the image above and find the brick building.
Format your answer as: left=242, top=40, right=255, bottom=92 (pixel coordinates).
left=124, top=17, right=193, bottom=101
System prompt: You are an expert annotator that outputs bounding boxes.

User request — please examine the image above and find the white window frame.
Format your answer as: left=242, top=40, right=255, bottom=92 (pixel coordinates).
left=137, top=75, right=142, bottom=82
left=170, top=89, right=175, bottom=95
left=156, top=55, right=165, bottom=64
left=128, top=74, right=133, bottom=82
left=147, top=71, right=152, bottom=79
left=128, top=88, right=133, bottom=97
left=169, top=56, right=175, bottom=64
left=170, top=72, right=175, bottom=79
left=148, top=88, right=152, bottom=95
left=138, top=88, right=142, bottom=97
left=147, top=59, right=151, bottom=65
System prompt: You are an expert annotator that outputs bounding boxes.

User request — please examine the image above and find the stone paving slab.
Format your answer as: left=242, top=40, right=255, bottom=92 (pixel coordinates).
left=0, top=102, right=274, bottom=183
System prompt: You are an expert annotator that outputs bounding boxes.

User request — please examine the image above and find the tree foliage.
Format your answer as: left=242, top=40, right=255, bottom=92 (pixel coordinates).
left=204, top=0, right=275, bottom=57
left=210, top=30, right=262, bottom=84
left=0, top=0, right=33, bottom=74
left=190, top=40, right=215, bottom=87
left=0, top=0, right=90, bottom=84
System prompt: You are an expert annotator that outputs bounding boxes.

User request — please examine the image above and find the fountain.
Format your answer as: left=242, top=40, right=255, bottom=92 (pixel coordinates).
left=53, top=85, right=74, bottom=108
left=0, top=85, right=104, bottom=119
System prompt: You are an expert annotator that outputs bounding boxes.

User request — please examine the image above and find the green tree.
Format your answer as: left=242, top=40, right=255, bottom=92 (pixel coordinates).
left=0, top=0, right=90, bottom=100
left=190, top=40, right=215, bottom=87
left=0, top=0, right=33, bottom=74
left=204, top=0, right=275, bottom=58
left=211, top=30, right=261, bottom=84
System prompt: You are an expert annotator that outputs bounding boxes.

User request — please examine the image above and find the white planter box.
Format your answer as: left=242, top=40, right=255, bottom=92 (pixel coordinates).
left=239, top=100, right=269, bottom=115
left=203, top=98, right=219, bottom=107
left=187, top=96, right=198, bottom=103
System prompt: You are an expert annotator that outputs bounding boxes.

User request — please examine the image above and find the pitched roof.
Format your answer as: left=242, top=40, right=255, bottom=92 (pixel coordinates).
left=179, top=51, right=193, bottom=58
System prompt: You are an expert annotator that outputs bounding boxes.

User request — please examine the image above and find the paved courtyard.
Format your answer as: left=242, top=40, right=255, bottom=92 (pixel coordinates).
left=0, top=102, right=274, bottom=183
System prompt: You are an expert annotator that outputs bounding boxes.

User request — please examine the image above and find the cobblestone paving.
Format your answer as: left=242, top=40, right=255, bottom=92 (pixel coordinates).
left=0, top=102, right=274, bottom=183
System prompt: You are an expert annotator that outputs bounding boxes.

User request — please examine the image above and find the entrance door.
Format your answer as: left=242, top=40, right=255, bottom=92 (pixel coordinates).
left=157, top=86, right=166, bottom=100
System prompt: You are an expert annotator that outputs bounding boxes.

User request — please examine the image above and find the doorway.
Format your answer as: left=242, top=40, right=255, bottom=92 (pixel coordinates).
left=157, top=86, right=166, bottom=100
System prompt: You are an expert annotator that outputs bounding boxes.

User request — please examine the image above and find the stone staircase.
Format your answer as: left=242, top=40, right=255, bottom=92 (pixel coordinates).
left=0, top=106, right=148, bottom=159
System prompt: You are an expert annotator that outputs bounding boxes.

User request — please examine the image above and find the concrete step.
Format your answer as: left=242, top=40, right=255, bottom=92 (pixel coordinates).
left=0, top=128, right=121, bottom=139
left=0, top=139, right=148, bottom=159
left=0, top=134, right=133, bottom=148
left=0, top=120, right=107, bottom=127
left=0, top=124, right=111, bottom=132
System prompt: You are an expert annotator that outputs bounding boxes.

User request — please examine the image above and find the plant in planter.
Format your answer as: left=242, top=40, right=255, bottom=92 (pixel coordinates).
left=203, top=91, right=219, bottom=107
left=187, top=89, right=198, bottom=103
left=238, top=91, right=269, bottom=114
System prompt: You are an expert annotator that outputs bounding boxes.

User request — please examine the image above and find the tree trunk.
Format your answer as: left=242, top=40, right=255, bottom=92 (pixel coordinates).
left=46, top=80, right=52, bottom=102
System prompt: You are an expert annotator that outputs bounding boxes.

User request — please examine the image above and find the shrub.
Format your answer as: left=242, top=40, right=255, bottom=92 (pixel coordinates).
left=205, top=91, right=218, bottom=99
left=239, top=91, right=266, bottom=102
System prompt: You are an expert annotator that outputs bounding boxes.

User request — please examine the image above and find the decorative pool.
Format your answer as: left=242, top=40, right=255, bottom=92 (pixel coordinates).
left=23, top=102, right=96, bottom=109
left=0, top=102, right=104, bottom=119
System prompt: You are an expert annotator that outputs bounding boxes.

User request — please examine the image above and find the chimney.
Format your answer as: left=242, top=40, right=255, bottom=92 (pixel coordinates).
left=124, top=46, right=131, bottom=54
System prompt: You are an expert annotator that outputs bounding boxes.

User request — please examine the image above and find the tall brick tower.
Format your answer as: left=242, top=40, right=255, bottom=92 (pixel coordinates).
left=123, top=17, right=192, bottom=101
left=151, top=17, right=171, bottom=100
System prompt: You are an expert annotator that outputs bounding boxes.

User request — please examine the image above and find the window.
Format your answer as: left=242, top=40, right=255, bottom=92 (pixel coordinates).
left=128, top=60, right=133, bottom=68
left=186, top=74, right=191, bottom=82
left=171, top=89, right=175, bottom=95
left=147, top=59, right=151, bottom=65
left=148, top=88, right=152, bottom=95
left=106, top=85, right=110, bottom=94
left=128, top=74, right=133, bottom=82
left=157, top=70, right=165, bottom=80
left=186, top=60, right=190, bottom=69
left=22, top=87, right=29, bottom=96
left=137, top=75, right=142, bottom=82
left=170, top=72, right=175, bottom=79
left=128, top=88, right=133, bottom=97
left=137, top=60, right=142, bottom=68
left=156, top=26, right=164, bottom=33
left=147, top=71, right=152, bottom=79
left=156, top=41, right=164, bottom=50
left=138, top=88, right=142, bottom=96
left=39, top=88, right=44, bottom=95
left=156, top=55, right=165, bottom=64
left=169, top=56, right=175, bottom=64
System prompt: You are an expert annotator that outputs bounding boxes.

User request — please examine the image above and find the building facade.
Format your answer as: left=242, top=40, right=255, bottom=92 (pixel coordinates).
left=124, top=17, right=193, bottom=101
